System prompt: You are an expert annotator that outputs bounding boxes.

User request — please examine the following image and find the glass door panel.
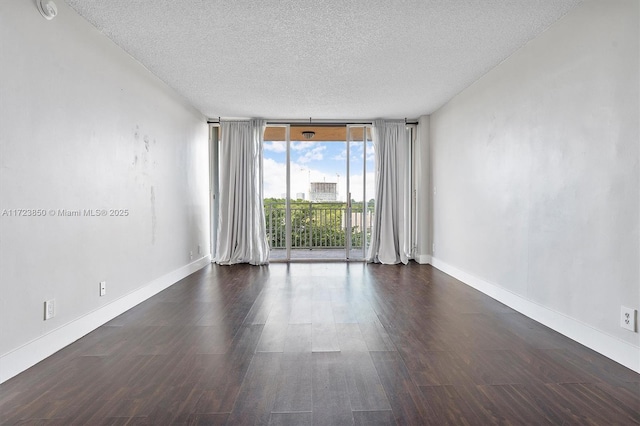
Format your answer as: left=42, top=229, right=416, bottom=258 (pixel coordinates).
left=347, top=125, right=373, bottom=260
left=289, top=126, right=346, bottom=260
left=263, top=125, right=290, bottom=260
left=262, top=124, right=378, bottom=262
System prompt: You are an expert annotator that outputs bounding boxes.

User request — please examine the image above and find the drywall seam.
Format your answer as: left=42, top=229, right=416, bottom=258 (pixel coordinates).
left=430, top=257, right=640, bottom=373
left=0, top=255, right=211, bottom=383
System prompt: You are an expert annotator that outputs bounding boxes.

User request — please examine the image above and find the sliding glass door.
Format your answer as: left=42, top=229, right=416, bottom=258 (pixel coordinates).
left=263, top=124, right=372, bottom=261
left=346, top=125, right=374, bottom=260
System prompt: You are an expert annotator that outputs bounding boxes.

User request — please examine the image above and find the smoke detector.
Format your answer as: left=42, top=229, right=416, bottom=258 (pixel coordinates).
left=38, top=0, right=58, bottom=20
left=301, top=131, right=315, bottom=140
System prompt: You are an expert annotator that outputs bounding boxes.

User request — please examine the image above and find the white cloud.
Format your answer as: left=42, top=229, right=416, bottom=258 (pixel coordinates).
left=264, top=158, right=324, bottom=199
left=333, top=149, right=346, bottom=161
left=263, top=157, right=287, bottom=199
left=364, top=142, right=375, bottom=163
left=296, top=145, right=326, bottom=164
left=349, top=172, right=376, bottom=202
left=263, top=156, right=375, bottom=203
left=263, top=140, right=376, bottom=202
left=291, top=142, right=312, bottom=151
left=263, top=141, right=287, bottom=153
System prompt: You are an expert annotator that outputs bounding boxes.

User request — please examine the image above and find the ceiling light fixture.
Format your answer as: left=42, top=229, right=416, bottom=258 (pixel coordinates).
left=301, top=131, right=315, bottom=140
left=37, top=0, right=58, bottom=20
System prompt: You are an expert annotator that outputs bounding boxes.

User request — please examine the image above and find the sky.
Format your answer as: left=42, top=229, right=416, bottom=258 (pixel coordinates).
left=263, top=139, right=375, bottom=202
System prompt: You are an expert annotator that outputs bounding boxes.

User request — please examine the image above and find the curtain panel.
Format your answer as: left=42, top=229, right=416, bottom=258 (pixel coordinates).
left=215, top=119, right=269, bottom=265
left=367, top=119, right=412, bottom=265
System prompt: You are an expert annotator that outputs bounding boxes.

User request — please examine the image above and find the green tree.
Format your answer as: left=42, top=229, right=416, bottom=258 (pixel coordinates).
left=264, top=199, right=374, bottom=250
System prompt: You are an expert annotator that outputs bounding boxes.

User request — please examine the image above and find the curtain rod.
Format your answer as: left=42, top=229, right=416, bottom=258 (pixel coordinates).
left=207, top=118, right=419, bottom=125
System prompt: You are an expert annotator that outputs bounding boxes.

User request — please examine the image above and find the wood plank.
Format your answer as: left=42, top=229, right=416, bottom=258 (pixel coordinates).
left=187, top=326, right=234, bottom=355
left=457, top=349, right=537, bottom=385
left=404, top=351, right=473, bottom=387
left=269, top=412, right=313, bottom=426
left=272, top=352, right=313, bottom=413
left=225, top=352, right=282, bottom=425
left=283, top=324, right=313, bottom=353
left=289, top=298, right=313, bottom=324
left=3, top=263, right=639, bottom=425
left=335, top=323, right=368, bottom=352
left=342, top=352, right=391, bottom=412
left=264, top=297, right=293, bottom=325
left=192, top=325, right=265, bottom=415
left=543, top=382, right=640, bottom=425
left=244, top=287, right=281, bottom=325
left=311, top=323, right=340, bottom=352
left=418, top=385, right=498, bottom=425
left=332, top=302, right=359, bottom=323
left=352, top=410, right=397, bottom=425
left=312, top=352, right=353, bottom=426
left=185, top=412, right=229, bottom=425
left=311, top=300, right=335, bottom=324
left=358, top=321, right=396, bottom=352
left=370, top=351, right=429, bottom=425
left=256, top=322, right=287, bottom=353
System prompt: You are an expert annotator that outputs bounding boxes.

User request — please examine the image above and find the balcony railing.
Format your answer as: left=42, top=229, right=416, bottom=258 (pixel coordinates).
left=264, top=200, right=374, bottom=250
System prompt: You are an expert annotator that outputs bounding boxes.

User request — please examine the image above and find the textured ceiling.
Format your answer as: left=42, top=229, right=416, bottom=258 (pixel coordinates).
left=65, top=0, right=582, bottom=120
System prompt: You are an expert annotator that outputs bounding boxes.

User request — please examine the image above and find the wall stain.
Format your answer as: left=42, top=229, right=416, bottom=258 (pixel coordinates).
left=150, top=186, right=157, bottom=245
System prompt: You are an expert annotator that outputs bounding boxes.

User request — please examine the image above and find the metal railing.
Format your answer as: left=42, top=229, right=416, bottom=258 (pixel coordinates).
left=264, top=201, right=374, bottom=250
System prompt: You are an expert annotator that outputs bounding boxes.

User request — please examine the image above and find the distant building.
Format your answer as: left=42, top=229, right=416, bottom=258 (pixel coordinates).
left=295, top=193, right=305, bottom=200
left=309, top=182, right=337, bottom=201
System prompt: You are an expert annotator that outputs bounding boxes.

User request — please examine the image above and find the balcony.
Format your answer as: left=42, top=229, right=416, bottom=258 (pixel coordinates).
left=264, top=200, right=374, bottom=260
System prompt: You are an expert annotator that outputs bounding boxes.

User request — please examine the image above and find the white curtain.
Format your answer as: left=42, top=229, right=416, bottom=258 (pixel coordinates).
left=216, top=119, right=269, bottom=265
left=367, top=119, right=412, bottom=265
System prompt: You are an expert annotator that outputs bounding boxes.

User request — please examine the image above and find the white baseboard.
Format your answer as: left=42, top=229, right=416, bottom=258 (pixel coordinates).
left=430, top=257, right=640, bottom=373
left=0, top=255, right=211, bottom=383
left=415, top=254, right=432, bottom=264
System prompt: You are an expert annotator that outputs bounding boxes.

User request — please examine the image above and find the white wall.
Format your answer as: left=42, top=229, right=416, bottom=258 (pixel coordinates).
left=427, top=0, right=639, bottom=370
left=0, top=0, right=210, bottom=381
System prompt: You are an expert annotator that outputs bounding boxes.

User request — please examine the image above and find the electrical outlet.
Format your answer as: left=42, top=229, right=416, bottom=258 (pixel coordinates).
left=432, top=243, right=436, bottom=254
left=44, top=299, right=55, bottom=320
left=621, top=306, right=637, bottom=332
left=189, top=251, right=193, bottom=260
left=100, top=281, right=106, bottom=297
left=197, top=244, right=201, bottom=254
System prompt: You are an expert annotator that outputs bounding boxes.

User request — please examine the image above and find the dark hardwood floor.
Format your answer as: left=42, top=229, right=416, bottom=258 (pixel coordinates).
left=1, top=263, right=639, bottom=425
